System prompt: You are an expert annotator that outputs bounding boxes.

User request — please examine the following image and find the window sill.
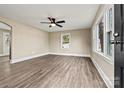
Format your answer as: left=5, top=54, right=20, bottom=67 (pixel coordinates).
left=94, top=50, right=114, bottom=65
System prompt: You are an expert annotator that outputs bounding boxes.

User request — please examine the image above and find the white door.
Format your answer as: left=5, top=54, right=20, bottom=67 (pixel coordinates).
left=3, top=32, right=10, bottom=56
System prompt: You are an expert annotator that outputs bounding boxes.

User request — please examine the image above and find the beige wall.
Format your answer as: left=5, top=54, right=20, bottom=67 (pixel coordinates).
left=50, top=29, right=91, bottom=56
left=0, top=17, right=49, bottom=60
left=0, top=16, right=91, bottom=61
left=91, top=5, right=114, bottom=87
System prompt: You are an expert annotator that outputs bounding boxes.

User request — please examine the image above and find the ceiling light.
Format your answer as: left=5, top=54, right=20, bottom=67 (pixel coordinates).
left=51, top=23, right=56, bottom=27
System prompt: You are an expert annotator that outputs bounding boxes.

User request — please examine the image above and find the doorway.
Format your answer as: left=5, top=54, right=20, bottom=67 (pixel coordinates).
left=0, top=21, right=12, bottom=63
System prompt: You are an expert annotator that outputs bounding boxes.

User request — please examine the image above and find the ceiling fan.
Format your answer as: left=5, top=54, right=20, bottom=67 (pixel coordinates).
left=40, top=17, right=65, bottom=27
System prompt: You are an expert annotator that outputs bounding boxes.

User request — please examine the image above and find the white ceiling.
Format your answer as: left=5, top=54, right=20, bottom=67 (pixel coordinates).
left=0, top=4, right=99, bottom=32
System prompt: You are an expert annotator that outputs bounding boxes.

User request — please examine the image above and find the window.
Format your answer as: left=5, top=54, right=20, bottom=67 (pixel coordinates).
left=61, top=33, right=71, bottom=48
left=96, top=16, right=105, bottom=53
left=92, top=5, right=114, bottom=60
left=106, top=31, right=112, bottom=55
left=106, top=7, right=113, bottom=56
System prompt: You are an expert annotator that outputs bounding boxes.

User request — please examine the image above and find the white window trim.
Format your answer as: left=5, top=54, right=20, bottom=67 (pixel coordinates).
left=104, top=5, right=114, bottom=61
left=92, top=5, right=114, bottom=64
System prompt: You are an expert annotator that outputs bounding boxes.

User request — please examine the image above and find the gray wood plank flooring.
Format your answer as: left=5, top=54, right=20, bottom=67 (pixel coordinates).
left=0, top=55, right=107, bottom=88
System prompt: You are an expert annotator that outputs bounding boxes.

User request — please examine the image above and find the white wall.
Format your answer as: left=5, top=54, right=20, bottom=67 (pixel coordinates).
left=49, top=29, right=91, bottom=57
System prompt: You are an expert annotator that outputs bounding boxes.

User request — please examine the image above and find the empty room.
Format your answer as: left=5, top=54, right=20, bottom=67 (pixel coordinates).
left=0, top=4, right=115, bottom=88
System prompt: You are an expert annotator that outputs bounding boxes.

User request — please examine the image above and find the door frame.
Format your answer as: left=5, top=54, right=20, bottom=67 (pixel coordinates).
left=0, top=21, right=12, bottom=62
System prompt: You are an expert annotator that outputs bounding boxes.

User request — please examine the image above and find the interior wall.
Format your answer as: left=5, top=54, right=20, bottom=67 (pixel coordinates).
left=91, top=5, right=114, bottom=87
left=49, top=29, right=91, bottom=56
left=0, top=17, right=49, bottom=62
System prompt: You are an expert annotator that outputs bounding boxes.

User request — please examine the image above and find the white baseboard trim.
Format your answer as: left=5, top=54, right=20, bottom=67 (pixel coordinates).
left=11, top=52, right=90, bottom=64
left=0, top=54, right=9, bottom=57
left=11, top=52, right=49, bottom=64
left=91, top=57, right=113, bottom=88
left=49, top=52, right=90, bottom=57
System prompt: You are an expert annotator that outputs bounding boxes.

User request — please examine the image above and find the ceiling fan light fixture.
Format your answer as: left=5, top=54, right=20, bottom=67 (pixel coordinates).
left=51, top=23, right=56, bottom=27
left=40, top=17, right=65, bottom=28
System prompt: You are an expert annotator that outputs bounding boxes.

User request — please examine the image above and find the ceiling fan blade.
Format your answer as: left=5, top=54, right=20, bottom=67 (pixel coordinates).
left=48, top=17, right=56, bottom=23
left=52, top=18, right=56, bottom=23
left=55, top=24, right=63, bottom=27
left=40, top=22, right=51, bottom=24
left=49, top=17, right=55, bottom=23
left=56, top=20, right=65, bottom=23
left=48, top=17, right=52, bottom=21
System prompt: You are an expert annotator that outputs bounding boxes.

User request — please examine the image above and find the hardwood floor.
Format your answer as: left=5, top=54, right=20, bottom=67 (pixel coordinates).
left=0, top=55, right=107, bottom=88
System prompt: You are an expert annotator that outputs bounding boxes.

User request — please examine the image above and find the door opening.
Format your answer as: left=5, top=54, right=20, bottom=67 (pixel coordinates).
left=0, top=21, right=12, bottom=63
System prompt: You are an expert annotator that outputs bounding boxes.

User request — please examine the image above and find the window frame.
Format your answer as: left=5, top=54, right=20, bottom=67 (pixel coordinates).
left=92, top=5, right=114, bottom=63
left=105, top=5, right=114, bottom=61
left=96, top=15, right=106, bottom=54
